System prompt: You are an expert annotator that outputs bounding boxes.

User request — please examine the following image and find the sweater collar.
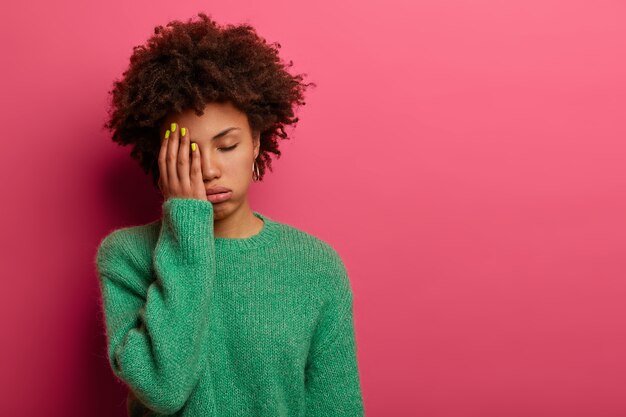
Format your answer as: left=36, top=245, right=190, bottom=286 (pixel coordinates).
left=215, top=211, right=280, bottom=251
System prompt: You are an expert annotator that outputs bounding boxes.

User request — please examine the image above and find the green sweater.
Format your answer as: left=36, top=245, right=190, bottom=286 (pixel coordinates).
left=94, top=197, right=365, bottom=416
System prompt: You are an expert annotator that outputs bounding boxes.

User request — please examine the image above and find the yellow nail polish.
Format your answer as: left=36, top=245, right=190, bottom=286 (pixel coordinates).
left=191, top=143, right=197, bottom=152
left=171, top=122, right=177, bottom=132
left=165, top=129, right=170, bottom=139
left=181, top=127, right=186, bottom=137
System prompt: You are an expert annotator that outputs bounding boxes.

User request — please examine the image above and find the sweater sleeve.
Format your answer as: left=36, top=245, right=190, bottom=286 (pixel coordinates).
left=305, top=255, right=365, bottom=417
left=95, top=197, right=216, bottom=415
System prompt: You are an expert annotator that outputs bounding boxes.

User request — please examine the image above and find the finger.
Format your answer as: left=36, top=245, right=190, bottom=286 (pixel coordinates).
left=157, top=127, right=170, bottom=193
left=178, top=125, right=191, bottom=188
left=166, top=122, right=180, bottom=189
left=190, top=138, right=204, bottom=194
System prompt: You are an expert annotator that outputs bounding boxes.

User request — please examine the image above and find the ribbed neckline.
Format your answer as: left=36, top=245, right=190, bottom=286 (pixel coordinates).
left=214, top=211, right=280, bottom=251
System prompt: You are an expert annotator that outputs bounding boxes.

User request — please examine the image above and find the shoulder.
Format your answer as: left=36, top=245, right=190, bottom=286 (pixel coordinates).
left=276, top=221, right=346, bottom=267
left=272, top=220, right=352, bottom=297
left=94, top=220, right=160, bottom=279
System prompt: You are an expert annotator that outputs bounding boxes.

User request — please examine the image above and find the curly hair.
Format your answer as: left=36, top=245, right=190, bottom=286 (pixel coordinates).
left=103, top=12, right=316, bottom=189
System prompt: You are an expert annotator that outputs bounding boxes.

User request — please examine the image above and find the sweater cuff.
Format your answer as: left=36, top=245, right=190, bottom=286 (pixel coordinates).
left=160, top=197, right=215, bottom=263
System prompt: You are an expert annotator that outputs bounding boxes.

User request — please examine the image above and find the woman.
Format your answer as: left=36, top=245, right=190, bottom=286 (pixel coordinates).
left=95, top=12, right=365, bottom=416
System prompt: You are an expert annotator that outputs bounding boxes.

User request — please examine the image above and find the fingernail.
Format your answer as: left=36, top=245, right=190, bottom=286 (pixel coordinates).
left=171, top=123, right=177, bottom=132
left=181, top=127, right=186, bottom=137
left=165, top=129, right=170, bottom=139
left=191, top=143, right=197, bottom=152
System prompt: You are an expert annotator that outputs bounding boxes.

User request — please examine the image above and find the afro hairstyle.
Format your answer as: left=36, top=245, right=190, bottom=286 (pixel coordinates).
left=103, top=12, right=316, bottom=190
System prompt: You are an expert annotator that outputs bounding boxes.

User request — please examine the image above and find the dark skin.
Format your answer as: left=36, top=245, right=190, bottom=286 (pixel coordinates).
left=157, top=121, right=207, bottom=202
left=158, top=101, right=263, bottom=239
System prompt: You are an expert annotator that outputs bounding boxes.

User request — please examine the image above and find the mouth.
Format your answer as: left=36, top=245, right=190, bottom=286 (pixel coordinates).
left=206, top=190, right=233, bottom=203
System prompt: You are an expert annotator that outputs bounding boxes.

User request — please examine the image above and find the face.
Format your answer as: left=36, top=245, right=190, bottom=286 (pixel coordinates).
left=159, top=101, right=260, bottom=220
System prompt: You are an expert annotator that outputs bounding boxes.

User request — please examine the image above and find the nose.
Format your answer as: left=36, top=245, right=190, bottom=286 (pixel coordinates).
left=200, top=149, right=221, bottom=181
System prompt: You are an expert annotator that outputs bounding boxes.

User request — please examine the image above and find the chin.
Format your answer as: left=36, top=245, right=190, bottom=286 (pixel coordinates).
left=210, top=200, right=235, bottom=220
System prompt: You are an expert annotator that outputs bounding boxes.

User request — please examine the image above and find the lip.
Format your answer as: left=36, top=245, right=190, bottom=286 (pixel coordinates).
left=205, top=186, right=232, bottom=195
left=206, top=190, right=233, bottom=204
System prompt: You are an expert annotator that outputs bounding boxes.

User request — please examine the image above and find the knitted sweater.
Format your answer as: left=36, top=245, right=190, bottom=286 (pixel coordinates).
left=94, top=197, right=365, bottom=416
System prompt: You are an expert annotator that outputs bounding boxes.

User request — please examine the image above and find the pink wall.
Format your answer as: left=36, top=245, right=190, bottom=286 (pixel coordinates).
left=1, top=0, right=625, bottom=416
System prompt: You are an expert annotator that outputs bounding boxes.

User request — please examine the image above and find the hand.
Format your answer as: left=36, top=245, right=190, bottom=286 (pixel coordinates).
left=157, top=122, right=206, bottom=202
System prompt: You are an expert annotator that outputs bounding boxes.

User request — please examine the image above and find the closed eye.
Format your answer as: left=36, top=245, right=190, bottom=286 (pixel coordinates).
left=220, top=144, right=238, bottom=152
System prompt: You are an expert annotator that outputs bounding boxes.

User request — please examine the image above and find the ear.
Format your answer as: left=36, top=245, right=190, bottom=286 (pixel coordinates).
left=253, top=130, right=261, bottom=159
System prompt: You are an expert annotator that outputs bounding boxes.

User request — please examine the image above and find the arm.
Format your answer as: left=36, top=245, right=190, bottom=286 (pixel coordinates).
left=95, top=197, right=215, bottom=415
left=305, top=256, right=365, bottom=417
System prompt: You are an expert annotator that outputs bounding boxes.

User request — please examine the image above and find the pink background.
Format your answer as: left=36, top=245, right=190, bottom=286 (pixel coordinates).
left=1, top=0, right=625, bottom=416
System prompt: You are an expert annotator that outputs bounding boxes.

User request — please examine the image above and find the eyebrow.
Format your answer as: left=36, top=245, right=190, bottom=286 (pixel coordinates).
left=211, top=127, right=241, bottom=140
